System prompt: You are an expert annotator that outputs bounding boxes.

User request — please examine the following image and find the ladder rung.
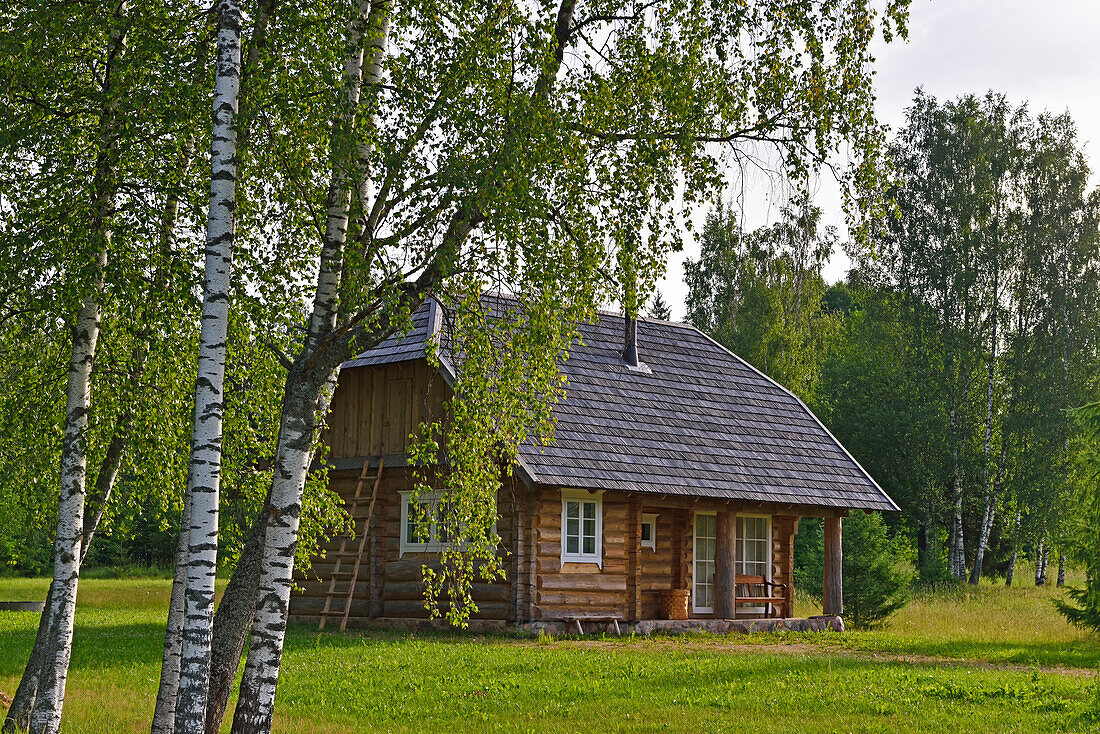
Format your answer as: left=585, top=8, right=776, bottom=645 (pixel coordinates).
left=319, top=457, right=384, bottom=631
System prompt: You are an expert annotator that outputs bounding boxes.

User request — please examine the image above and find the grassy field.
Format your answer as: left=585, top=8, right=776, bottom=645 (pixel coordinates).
left=1, top=575, right=1099, bottom=733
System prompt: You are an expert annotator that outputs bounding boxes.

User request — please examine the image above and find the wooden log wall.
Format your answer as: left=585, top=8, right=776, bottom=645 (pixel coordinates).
left=772, top=515, right=798, bottom=618
left=290, top=467, right=515, bottom=625
left=291, top=463, right=832, bottom=627
left=531, top=487, right=630, bottom=621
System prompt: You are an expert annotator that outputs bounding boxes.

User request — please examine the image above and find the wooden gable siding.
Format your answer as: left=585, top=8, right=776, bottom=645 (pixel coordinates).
left=323, top=361, right=449, bottom=460
left=289, top=467, right=515, bottom=625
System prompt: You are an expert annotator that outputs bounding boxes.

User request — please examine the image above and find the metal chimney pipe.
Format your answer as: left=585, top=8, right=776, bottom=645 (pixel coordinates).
left=623, top=314, right=639, bottom=367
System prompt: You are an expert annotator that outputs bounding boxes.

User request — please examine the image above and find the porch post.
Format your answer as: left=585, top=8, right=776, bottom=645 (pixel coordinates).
left=823, top=515, right=843, bottom=616
left=714, top=510, right=737, bottom=619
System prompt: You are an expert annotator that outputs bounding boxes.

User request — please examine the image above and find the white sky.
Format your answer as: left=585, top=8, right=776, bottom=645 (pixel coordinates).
left=656, top=0, right=1100, bottom=320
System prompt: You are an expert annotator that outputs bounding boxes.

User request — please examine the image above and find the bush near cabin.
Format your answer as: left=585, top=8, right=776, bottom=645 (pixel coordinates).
left=795, top=511, right=915, bottom=628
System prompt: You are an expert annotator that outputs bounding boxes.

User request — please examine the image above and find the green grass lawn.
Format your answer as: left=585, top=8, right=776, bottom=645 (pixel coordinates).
left=2, top=575, right=1099, bottom=733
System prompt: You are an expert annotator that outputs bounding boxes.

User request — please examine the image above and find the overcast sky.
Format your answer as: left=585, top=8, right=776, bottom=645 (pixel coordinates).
left=656, top=0, right=1100, bottom=320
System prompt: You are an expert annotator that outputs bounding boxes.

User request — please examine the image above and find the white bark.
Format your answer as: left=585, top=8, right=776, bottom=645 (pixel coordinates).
left=970, top=266, right=999, bottom=585
left=151, top=476, right=192, bottom=734
left=231, top=382, right=334, bottom=734
left=948, top=401, right=966, bottom=580
left=24, top=5, right=127, bottom=730
left=231, top=6, right=382, bottom=732
left=28, top=245, right=106, bottom=734
left=174, top=3, right=243, bottom=732
left=1035, top=537, right=1048, bottom=586
left=1005, top=510, right=1021, bottom=587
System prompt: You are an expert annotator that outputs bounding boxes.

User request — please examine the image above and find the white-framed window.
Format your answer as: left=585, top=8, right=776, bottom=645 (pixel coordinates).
left=693, top=512, right=716, bottom=613
left=640, top=513, right=658, bottom=550
left=737, top=515, right=771, bottom=577
left=561, top=490, right=603, bottom=566
left=399, top=490, right=452, bottom=556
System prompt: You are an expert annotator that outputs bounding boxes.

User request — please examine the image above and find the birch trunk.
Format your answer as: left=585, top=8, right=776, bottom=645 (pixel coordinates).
left=231, top=7, right=381, bottom=731
left=21, top=6, right=127, bottom=730
left=948, top=400, right=966, bottom=579
left=151, top=472, right=192, bottom=734
left=2, top=581, right=58, bottom=732
left=970, top=264, right=999, bottom=585
left=945, top=338, right=966, bottom=581
left=1004, top=511, right=1021, bottom=587
left=173, top=3, right=243, bottom=732
left=230, top=377, right=335, bottom=734
left=203, top=501, right=270, bottom=734
left=4, top=407, right=130, bottom=732
left=27, top=216, right=107, bottom=734
left=143, top=138, right=198, bottom=734
left=1035, top=537, right=1048, bottom=586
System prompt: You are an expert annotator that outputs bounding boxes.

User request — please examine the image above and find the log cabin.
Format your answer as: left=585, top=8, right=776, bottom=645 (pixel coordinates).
left=289, top=298, right=898, bottom=633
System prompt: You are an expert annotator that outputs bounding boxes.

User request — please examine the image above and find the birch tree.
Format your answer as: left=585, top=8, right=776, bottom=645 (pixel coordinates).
left=0, top=2, right=129, bottom=731
left=171, top=2, right=244, bottom=732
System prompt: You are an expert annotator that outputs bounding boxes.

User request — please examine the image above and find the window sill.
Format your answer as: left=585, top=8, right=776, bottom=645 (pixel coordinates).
left=561, top=556, right=603, bottom=568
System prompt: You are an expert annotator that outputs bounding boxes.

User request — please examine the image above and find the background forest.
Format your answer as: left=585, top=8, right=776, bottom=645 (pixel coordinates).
left=684, top=90, right=1100, bottom=596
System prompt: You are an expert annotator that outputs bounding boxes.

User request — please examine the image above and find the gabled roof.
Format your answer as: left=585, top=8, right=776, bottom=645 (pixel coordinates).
left=344, top=299, right=898, bottom=512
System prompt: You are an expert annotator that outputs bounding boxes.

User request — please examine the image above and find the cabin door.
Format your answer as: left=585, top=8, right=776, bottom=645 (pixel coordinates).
left=692, top=513, right=716, bottom=614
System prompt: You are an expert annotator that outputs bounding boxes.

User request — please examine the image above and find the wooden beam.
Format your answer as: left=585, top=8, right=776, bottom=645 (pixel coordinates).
left=513, top=494, right=525, bottom=624
left=672, top=511, right=684, bottom=590
left=633, top=497, right=642, bottom=625
left=823, top=516, right=843, bottom=616
left=714, top=510, right=736, bottom=619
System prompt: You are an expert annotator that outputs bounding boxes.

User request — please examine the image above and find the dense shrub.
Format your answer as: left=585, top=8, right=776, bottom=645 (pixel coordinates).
left=794, top=512, right=915, bottom=628
left=1055, top=401, right=1100, bottom=631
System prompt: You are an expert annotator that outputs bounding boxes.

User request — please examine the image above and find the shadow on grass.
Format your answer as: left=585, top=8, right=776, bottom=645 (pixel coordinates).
left=753, top=629, right=1100, bottom=670
left=0, top=619, right=167, bottom=679
left=865, top=637, right=1100, bottom=670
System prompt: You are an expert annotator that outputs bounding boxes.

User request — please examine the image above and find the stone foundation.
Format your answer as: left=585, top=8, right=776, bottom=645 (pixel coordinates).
left=523, top=616, right=844, bottom=636
left=293, top=615, right=844, bottom=635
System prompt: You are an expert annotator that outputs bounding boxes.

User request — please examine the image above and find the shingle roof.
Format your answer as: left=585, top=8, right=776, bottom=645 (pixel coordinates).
left=343, top=298, right=898, bottom=512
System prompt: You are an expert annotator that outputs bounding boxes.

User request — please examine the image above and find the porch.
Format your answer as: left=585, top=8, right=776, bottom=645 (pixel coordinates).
left=522, top=488, right=847, bottom=628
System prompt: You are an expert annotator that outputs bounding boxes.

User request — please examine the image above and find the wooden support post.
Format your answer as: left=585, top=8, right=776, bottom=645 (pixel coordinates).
left=513, top=496, right=525, bottom=624
left=627, top=494, right=641, bottom=621
left=672, top=511, right=684, bottom=590
left=714, top=510, right=737, bottom=619
left=823, top=515, right=843, bottom=616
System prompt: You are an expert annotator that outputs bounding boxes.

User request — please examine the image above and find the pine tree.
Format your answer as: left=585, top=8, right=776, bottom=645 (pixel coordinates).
left=648, top=291, right=673, bottom=320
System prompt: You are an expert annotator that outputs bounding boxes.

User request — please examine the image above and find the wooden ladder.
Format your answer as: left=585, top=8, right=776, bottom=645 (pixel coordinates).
left=319, top=458, right=384, bottom=631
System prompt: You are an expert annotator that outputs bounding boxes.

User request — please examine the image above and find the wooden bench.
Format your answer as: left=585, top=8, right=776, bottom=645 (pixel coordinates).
left=734, top=574, right=787, bottom=619
left=568, top=614, right=623, bottom=636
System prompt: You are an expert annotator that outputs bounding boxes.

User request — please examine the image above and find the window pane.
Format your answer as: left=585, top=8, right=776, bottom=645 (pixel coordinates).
left=567, top=501, right=579, bottom=519
left=418, top=502, right=432, bottom=542
left=406, top=502, right=417, bottom=544
left=582, top=535, right=595, bottom=555
left=566, top=516, right=579, bottom=554
left=641, top=523, right=652, bottom=542
left=694, top=514, right=717, bottom=609
left=583, top=517, right=596, bottom=539
left=583, top=501, right=596, bottom=521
